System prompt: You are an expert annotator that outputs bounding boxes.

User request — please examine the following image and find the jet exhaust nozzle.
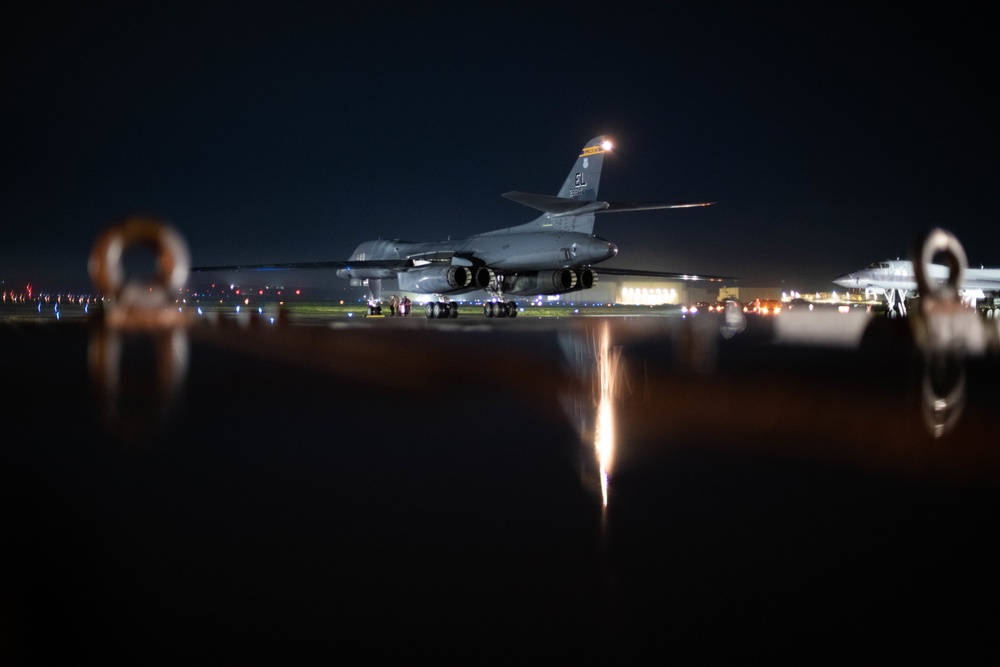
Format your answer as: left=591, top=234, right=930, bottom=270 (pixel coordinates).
left=471, top=267, right=495, bottom=290
left=398, top=265, right=473, bottom=294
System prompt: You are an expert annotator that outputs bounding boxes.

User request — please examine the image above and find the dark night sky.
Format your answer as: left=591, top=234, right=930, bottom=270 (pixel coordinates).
left=2, top=1, right=997, bottom=294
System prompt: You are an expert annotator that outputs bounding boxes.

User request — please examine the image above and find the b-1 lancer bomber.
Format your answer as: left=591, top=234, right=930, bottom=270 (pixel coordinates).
left=195, top=135, right=731, bottom=318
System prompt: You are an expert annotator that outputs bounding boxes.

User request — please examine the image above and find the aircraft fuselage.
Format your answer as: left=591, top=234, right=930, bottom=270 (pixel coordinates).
left=833, top=260, right=1000, bottom=293
left=338, top=231, right=617, bottom=281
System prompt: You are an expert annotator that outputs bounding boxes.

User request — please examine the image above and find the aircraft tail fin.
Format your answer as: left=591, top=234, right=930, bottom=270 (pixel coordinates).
left=557, top=135, right=611, bottom=201
left=499, top=136, right=710, bottom=236
left=493, top=136, right=611, bottom=236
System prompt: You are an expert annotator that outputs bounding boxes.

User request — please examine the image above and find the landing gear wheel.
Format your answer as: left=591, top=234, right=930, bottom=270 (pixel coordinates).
left=436, top=302, right=450, bottom=318
left=425, top=303, right=436, bottom=319
left=449, top=302, right=459, bottom=318
left=484, top=301, right=515, bottom=318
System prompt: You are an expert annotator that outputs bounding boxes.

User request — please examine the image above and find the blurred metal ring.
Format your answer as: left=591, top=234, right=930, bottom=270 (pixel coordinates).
left=914, top=227, right=966, bottom=300
left=88, top=217, right=191, bottom=297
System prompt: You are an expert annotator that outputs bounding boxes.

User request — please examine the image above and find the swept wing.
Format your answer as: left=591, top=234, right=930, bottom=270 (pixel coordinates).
left=591, top=266, right=734, bottom=282
left=193, top=258, right=413, bottom=272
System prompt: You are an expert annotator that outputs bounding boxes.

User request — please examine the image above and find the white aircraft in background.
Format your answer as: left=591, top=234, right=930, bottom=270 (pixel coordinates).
left=833, top=260, right=1000, bottom=317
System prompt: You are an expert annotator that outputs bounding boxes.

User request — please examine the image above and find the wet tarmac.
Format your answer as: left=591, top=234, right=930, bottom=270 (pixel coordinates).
left=2, top=310, right=999, bottom=659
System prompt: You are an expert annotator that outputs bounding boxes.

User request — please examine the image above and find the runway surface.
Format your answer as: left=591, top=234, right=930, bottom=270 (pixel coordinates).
left=2, top=310, right=999, bottom=659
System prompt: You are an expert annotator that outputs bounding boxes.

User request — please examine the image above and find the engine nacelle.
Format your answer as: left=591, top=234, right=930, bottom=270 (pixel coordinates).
left=574, top=268, right=596, bottom=290
left=542, top=269, right=578, bottom=292
left=470, top=266, right=495, bottom=290
left=397, top=265, right=473, bottom=294
left=506, top=269, right=583, bottom=295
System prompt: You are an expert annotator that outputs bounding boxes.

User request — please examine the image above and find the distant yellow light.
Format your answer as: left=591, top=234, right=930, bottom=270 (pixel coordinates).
left=601, top=140, right=613, bottom=151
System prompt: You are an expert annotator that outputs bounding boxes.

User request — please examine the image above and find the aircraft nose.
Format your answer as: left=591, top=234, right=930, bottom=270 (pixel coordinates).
left=832, top=273, right=854, bottom=288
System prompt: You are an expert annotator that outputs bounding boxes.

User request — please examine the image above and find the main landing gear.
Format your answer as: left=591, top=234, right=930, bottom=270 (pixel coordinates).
left=424, top=301, right=459, bottom=319
left=484, top=301, right=517, bottom=318
left=883, top=288, right=908, bottom=318
left=483, top=274, right=517, bottom=318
